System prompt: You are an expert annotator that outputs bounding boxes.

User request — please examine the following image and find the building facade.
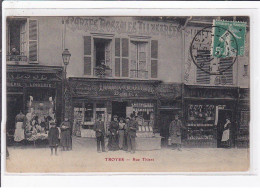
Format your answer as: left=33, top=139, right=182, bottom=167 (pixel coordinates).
left=6, top=16, right=250, bottom=148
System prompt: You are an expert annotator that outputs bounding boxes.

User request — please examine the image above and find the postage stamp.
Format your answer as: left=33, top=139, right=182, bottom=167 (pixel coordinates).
left=212, top=20, right=247, bottom=58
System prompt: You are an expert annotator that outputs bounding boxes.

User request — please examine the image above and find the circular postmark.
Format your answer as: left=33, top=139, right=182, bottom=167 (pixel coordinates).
left=190, top=25, right=239, bottom=75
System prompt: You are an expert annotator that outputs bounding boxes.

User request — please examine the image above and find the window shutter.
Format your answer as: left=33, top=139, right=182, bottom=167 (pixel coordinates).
left=28, top=19, right=38, bottom=63
left=121, top=38, right=129, bottom=77
left=84, top=36, right=92, bottom=75
left=196, top=50, right=210, bottom=84
left=151, top=40, right=158, bottom=78
left=122, top=58, right=129, bottom=77
left=115, top=38, right=121, bottom=77
left=219, top=57, right=233, bottom=85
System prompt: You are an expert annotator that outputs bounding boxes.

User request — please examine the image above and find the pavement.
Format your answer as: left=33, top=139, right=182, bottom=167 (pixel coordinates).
left=5, top=137, right=250, bottom=173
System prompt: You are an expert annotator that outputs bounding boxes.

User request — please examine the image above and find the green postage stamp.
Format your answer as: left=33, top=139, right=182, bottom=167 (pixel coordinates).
left=212, top=20, right=247, bottom=58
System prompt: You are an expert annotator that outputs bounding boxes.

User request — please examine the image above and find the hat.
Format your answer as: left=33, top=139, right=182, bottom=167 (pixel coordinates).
left=126, top=117, right=130, bottom=120
left=113, top=115, right=118, bottom=118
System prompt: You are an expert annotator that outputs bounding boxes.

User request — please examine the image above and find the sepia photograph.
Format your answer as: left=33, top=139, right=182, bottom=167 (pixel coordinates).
left=3, top=13, right=250, bottom=173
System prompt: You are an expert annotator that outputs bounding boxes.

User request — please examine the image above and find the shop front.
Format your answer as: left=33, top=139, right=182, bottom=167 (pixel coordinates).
left=236, top=88, right=250, bottom=148
left=68, top=78, right=162, bottom=150
left=183, top=85, right=239, bottom=148
left=157, top=83, right=183, bottom=147
left=6, top=65, right=63, bottom=142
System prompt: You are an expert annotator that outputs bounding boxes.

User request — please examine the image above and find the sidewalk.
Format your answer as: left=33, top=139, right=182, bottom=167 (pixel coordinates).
left=6, top=137, right=250, bottom=173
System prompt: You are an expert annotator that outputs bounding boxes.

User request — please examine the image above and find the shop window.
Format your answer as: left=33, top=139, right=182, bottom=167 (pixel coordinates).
left=130, top=41, right=148, bottom=79
left=7, top=18, right=38, bottom=63
left=93, top=38, right=112, bottom=77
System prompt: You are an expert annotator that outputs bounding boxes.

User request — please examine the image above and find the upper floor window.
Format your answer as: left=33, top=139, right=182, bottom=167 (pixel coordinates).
left=7, top=18, right=38, bottom=64
left=93, top=38, right=112, bottom=77
left=130, top=41, right=148, bottom=79
left=83, top=35, right=158, bottom=79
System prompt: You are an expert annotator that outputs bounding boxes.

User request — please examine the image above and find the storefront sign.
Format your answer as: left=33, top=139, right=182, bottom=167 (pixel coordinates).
left=66, top=17, right=178, bottom=38
left=157, top=83, right=182, bottom=99
left=71, top=80, right=157, bottom=98
left=185, top=87, right=238, bottom=99
left=7, top=82, right=55, bottom=88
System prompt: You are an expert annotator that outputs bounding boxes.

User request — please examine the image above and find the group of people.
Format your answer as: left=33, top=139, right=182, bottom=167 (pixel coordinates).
left=47, top=117, right=72, bottom=156
left=13, top=111, right=72, bottom=156
left=94, top=114, right=138, bottom=154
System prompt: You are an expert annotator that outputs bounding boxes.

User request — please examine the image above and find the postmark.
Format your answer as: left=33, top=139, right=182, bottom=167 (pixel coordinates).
left=190, top=25, right=240, bottom=75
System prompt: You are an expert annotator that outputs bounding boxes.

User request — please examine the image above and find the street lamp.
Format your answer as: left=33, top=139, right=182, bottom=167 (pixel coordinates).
left=62, top=48, right=71, bottom=73
left=62, top=48, right=71, bottom=120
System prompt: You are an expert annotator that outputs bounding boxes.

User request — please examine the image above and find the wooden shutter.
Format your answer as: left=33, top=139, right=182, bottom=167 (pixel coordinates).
left=121, top=38, right=129, bottom=77
left=196, top=50, right=210, bottom=84
left=115, top=38, right=121, bottom=77
left=219, top=57, right=233, bottom=85
left=84, top=36, right=92, bottom=75
left=28, top=19, right=38, bottom=63
left=151, top=40, right=158, bottom=78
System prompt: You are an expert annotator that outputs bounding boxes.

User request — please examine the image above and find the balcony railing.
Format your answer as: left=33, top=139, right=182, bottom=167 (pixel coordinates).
left=94, top=67, right=112, bottom=78
left=130, top=70, right=148, bottom=79
left=7, top=54, right=28, bottom=62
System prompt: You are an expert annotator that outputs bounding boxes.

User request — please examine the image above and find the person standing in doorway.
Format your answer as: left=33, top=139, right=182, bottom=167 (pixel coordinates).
left=169, top=114, right=184, bottom=151
left=221, top=117, right=232, bottom=148
left=108, top=115, right=119, bottom=151
left=93, top=114, right=106, bottom=153
left=14, top=111, right=26, bottom=143
left=60, top=117, right=72, bottom=151
left=126, top=114, right=138, bottom=154
left=48, top=121, right=59, bottom=156
left=118, top=117, right=126, bottom=150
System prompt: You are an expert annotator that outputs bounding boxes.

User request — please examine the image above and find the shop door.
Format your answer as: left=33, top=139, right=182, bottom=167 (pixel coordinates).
left=160, top=111, right=174, bottom=147
left=7, top=94, right=24, bottom=135
left=217, top=109, right=232, bottom=148
left=112, top=101, right=127, bottom=119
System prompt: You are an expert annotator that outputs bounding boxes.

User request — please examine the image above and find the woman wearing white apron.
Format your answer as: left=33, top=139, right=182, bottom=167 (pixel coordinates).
left=14, top=111, right=26, bottom=142
left=221, top=118, right=231, bottom=148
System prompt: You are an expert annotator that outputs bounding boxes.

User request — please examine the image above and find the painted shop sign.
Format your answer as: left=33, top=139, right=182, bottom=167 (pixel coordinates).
left=7, top=72, right=61, bottom=82
left=65, top=17, right=178, bottom=38
left=157, top=83, right=182, bottom=99
left=7, top=82, right=55, bottom=88
left=72, top=81, right=157, bottom=98
left=185, top=87, right=238, bottom=99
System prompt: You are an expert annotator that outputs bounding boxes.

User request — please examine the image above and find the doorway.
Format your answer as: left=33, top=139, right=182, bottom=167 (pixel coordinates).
left=217, top=109, right=232, bottom=148
left=7, top=94, right=24, bottom=135
left=159, top=110, right=174, bottom=148
left=112, top=101, right=127, bottom=120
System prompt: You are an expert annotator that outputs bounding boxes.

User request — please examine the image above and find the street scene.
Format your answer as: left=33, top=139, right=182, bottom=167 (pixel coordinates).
left=5, top=16, right=250, bottom=173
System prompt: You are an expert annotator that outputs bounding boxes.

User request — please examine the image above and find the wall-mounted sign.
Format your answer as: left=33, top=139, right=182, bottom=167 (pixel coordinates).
left=7, top=82, right=55, bottom=88
left=65, top=17, right=178, bottom=38
left=71, top=80, right=158, bottom=98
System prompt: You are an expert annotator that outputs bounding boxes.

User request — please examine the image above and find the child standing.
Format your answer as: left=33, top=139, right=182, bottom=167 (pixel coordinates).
left=48, top=121, right=59, bottom=156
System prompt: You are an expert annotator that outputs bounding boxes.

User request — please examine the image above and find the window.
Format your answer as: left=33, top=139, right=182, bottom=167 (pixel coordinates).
left=130, top=41, right=148, bottom=79
left=243, top=64, right=249, bottom=77
left=7, top=18, right=38, bottom=63
left=93, top=38, right=112, bottom=77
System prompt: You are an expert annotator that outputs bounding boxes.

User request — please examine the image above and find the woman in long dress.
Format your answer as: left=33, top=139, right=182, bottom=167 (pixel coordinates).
left=221, top=118, right=232, bottom=148
left=169, top=114, right=184, bottom=151
left=14, top=111, right=26, bottom=142
left=60, top=117, right=72, bottom=151
left=108, top=115, right=119, bottom=151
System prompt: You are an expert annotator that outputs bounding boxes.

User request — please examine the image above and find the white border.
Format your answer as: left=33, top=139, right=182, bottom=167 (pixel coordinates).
left=2, top=1, right=260, bottom=187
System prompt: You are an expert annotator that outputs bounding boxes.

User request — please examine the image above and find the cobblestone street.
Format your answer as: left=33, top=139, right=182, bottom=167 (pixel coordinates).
left=5, top=137, right=250, bottom=173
